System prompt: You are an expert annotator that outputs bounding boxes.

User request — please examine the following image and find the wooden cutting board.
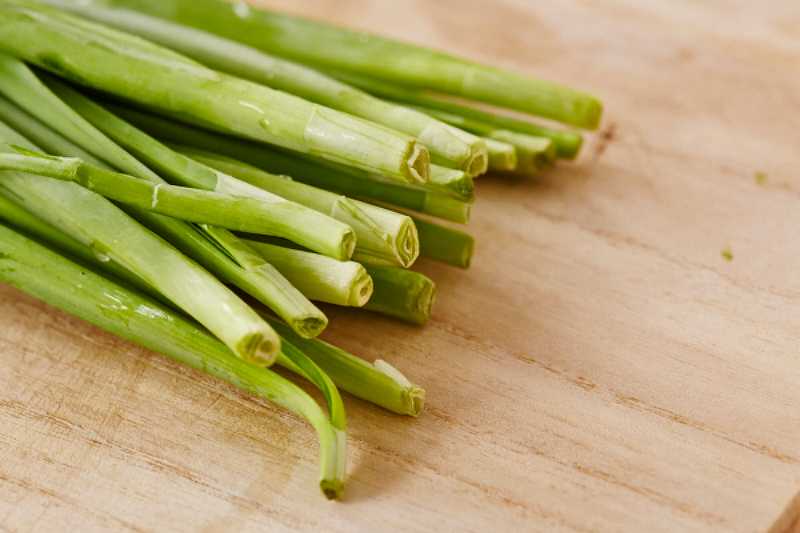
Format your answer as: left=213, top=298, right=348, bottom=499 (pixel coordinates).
left=1, top=1, right=799, bottom=531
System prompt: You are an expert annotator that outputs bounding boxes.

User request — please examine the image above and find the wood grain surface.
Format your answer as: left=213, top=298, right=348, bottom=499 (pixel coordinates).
left=1, top=1, right=799, bottom=531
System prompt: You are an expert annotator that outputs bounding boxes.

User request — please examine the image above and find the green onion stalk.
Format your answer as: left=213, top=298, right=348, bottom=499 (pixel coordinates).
left=0, top=56, right=327, bottom=338
left=110, top=107, right=475, bottom=224
left=243, top=239, right=373, bottom=308
left=331, top=72, right=585, bottom=160
left=84, top=0, right=603, bottom=129
left=413, top=217, right=475, bottom=269
left=484, top=138, right=518, bottom=172
left=0, top=121, right=280, bottom=365
left=363, top=265, right=437, bottom=325
left=0, top=150, right=356, bottom=260
left=0, top=222, right=345, bottom=498
left=108, top=100, right=473, bottom=203
left=0, top=1, right=431, bottom=184
left=42, top=0, right=489, bottom=177
left=181, top=148, right=419, bottom=268
left=243, top=239, right=437, bottom=325
left=408, top=107, right=557, bottom=173
left=267, top=319, right=425, bottom=417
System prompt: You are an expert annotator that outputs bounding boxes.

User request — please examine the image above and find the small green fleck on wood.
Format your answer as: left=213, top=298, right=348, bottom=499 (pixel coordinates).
left=755, top=171, right=767, bottom=186
left=721, top=246, right=733, bottom=262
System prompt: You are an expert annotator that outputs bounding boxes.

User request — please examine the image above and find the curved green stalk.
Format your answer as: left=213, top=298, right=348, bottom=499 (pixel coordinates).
left=0, top=223, right=344, bottom=498
left=84, top=0, right=602, bottom=129
left=267, top=318, right=425, bottom=417
left=243, top=240, right=373, bottom=307
left=0, top=57, right=326, bottom=338
left=0, top=2, right=430, bottom=183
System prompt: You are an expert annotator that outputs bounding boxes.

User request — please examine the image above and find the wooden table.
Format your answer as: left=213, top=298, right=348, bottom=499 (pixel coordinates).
left=1, top=1, right=799, bottom=531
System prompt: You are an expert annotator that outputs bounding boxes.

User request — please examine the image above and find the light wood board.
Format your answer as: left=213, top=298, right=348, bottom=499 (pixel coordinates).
left=1, top=1, right=799, bottom=531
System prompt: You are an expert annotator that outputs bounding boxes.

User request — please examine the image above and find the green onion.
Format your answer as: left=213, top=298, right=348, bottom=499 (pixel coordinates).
left=89, top=0, right=602, bottom=129
left=413, top=217, right=475, bottom=269
left=0, top=222, right=345, bottom=498
left=0, top=57, right=328, bottom=338
left=364, top=265, right=436, bottom=326
left=0, top=121, right=280, bottom=365
left=485, top=138, right=518, bottom=172
left=267, top=319, right=425, bottom=417
left=403, top=105, right=558, bottom=172
left=241, top=239, right=373, bottom=308
left=0, top=2, right=431, bottom=183
left=488, top=130, right=556, bottom=174
left=109, top=105, right=474, bottom=223
left=334, top=73, right=585, bottom=160
left=42, top=0, right=489, bottom=177
left=0, top=150, right=357, bottom=260
left=180, top=147, right=420, bottom=268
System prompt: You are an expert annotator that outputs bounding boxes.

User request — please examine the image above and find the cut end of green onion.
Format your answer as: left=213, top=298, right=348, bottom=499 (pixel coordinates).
left=372, top=359, right=426, bottom=415
left=485, top=138, right=518, bottom=172
left=320, top=426, right=346, bottom=499
left=464, top=146, right=488, bottom=178
left=396, top=217, right=420, bottom=268
left=320, top=479, right=344, bottom=500
left=489, top=130, right=555, bottom=175
left=290, top=314, right=329, bottom=340
left=452, top=236, right=475, bottom=269
left=405, top=386, right=426, bottom=417
left=581, top=98, right=604, bottom=131
left=415, top=278, right=437, bottom=323
left=406, top=142, right=430, bottom=184
left=349, top=267, right=374, bottom=307
left=561, top=132, right=584, bottom=160
left=238, top=330, right=280, bottom=367
left=341, top=228, right=357, bottom=260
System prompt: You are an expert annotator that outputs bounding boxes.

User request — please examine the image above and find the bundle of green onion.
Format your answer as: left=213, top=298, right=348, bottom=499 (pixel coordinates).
left=0, top=0, right=602, bottom=499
